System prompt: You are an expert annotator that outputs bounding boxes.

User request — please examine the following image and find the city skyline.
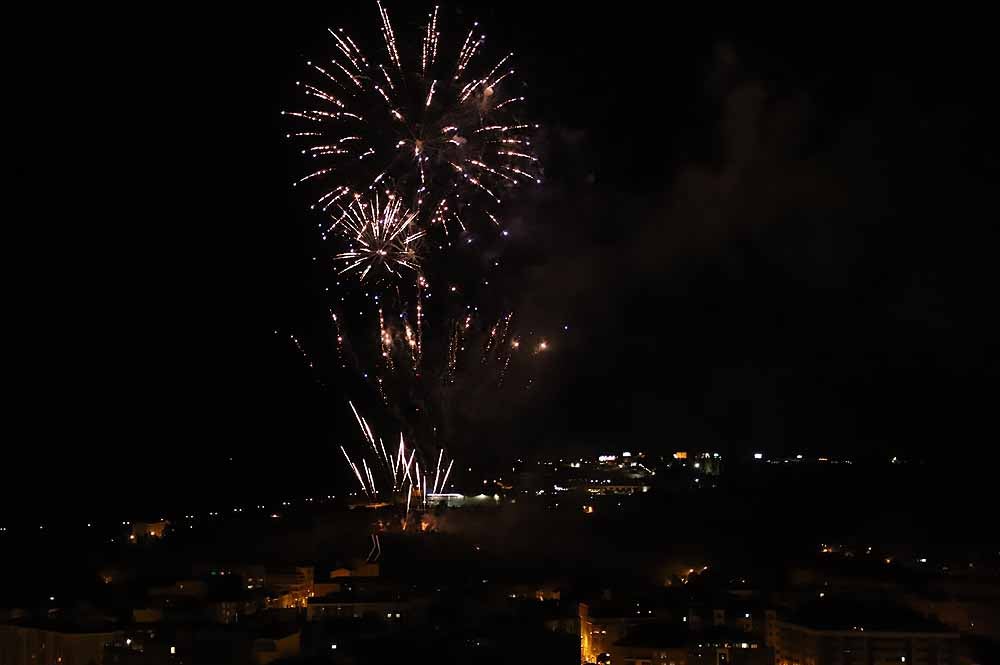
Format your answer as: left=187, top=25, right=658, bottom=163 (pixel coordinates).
left=2, top=9, right=998, bottom=664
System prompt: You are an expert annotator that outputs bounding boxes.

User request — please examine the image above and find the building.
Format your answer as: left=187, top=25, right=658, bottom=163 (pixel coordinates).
left=771, top=601, right=959, bottom=665
left=582, top=594, right=772, bottom=665
left=148, top=580, right=208, bottom=604
left=0, top=622, right=123, bottom=665
left=583, top=482, right=651, bottom=495
left=580, top=601, right=672, bottom=664
left=250, top=629, right=300, bottom=665
left=610, top=625, right=768, bottom=665
left=130, top=521, right=168, bottom=541
left=610, top=625, right=689, bottom=665
left=327, top=560, right=380, bottom=579
left=105, top=624, right=299, bottom=665
left=306, top=590, right=420, bottom=622
left=260, top=566, right=314, bottom=608
left=265, top=567, right=313, bottom=593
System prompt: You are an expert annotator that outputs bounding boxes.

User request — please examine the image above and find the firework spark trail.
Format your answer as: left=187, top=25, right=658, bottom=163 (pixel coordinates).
left=394, top=435, right=405, bottom=483
left=481, top=321, right=500, bottom=363
left=367, top=534, right=383, bottom=561
left=432, top=448, right=444, bottom=494
left=499, top=336, right=519, bottom=386
left=416, top=276, right=425, bottom=370
left=341, top=445, right=369, bottom=495
left=377, top=1, right=402, bottom=72
left=349, top=400, right=367, bottom=440
left=379, top=437, right=392, bottom=485
left=481, top=312, right=512, bottom=363
left=404, top=322, right=418, bottom=371
left=377, top=375, right=389, bottom=404
left=361, top=416, right=378, bottom=454
left=446, top=324, right=459, bottom=384
left=378, top=307, right=395, bottom=371
left=287, top=334, right=315, bottom=370
left=279, top=331, right=330, bottom=389
left=440, top=459, right=455, bottom=492
left=403, top=448, right=416, bottom=485
left=445, top=313, right=474, bottom=384
left=329, top=309, right=349, bottom=368
left=498, top=311, right=513, bottom=350
left=363, top=458, right=376, bottom=494
left=422, top=6, right=440, bottom=75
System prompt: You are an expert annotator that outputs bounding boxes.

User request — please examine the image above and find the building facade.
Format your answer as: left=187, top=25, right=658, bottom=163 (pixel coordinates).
left=0, top=624, right=123, bottom=665
left=772, top=619, right=959, bottom=665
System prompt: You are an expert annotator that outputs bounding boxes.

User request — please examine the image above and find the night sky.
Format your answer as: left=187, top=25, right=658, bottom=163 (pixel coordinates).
left=6, top=6, right=998, bottom=515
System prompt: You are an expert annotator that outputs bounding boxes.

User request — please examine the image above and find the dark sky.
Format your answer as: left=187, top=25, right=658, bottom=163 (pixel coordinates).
left=6, top=6, right=998, bottom=515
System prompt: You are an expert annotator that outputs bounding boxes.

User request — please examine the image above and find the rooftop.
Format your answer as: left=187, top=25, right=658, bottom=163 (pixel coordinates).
left=782, top=600, right=955, bottom=634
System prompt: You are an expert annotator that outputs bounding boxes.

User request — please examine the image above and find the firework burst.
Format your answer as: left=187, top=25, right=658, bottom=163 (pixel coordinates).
left=285, top=3, right=541, bottom=234
left=340, top=400, right=457, bottom=528
left=329, top=191, right=424, bottom=282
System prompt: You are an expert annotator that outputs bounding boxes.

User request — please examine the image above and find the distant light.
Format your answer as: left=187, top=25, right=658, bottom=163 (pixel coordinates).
left=745, top=613, right=750, bottom=618
left=49, top=596, right=54, bottom=601
left=919, top=558, right=927, bottom=563
left=622, top=452, right=632, bottom=457
left=753, top=453, right=763, bottom=460
left=693, top=463, right=700, bottom=469
left=331, top=644, right=337, bottom=650
left=170, top=646, right=176, bottom=655
left=796, top=454, right=803, bottom=460
left=126, top=639, right=131, bottom=646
